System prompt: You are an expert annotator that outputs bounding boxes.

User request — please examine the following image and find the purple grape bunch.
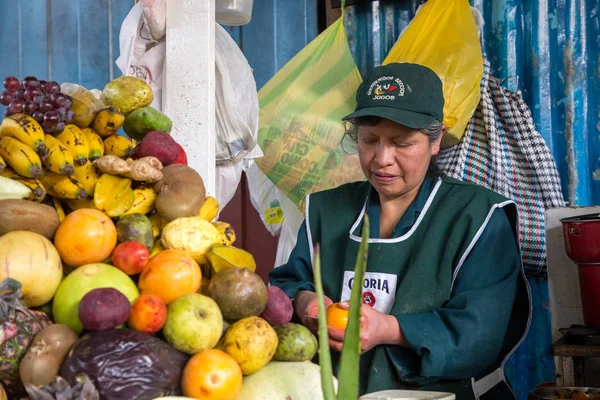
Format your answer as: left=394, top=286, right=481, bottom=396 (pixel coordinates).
left=1, top=75, right=72, bottom=134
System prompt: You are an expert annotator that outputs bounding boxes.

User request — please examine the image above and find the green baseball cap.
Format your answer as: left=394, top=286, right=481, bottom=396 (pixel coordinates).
left=343, top=62, right=444, bottom=129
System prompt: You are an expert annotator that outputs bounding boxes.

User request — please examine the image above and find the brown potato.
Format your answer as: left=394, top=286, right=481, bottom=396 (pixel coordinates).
left=154, top=164, right=206, bottom=221
left=19, top=324, right=79, bottom=386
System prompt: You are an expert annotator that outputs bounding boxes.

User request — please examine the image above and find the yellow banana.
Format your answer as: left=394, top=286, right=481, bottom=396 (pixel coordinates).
left=103, top=134, right=136, bottom=159
left=198, top=196, right=220, bottom=221
left=55, top=124, right=89, bottom=166
left=81, top=127, right=104, bottom=161
left=52, top=197, right=66, bottom=222
left=212, top=221, right=236, bottom=246
left=0, top=136, right=43, bottom=178
left=38, top=171, right=87, bottom=200
left=124, top=185, right=157, bottom=215
left=0, top=167, right=46, bottom=202
left=92, top=106, right=125, bottom=138
left=0, top=154, right=5, bottom=173
left=0, top=113, right=47, bottom=156
left=73, top=160, right=100, bottom=196
left=43, top=134, right=75, bottom=176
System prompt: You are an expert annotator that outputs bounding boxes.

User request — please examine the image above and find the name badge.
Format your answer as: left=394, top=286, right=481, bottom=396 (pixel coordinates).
left=340, top=271, right=397, bottom=314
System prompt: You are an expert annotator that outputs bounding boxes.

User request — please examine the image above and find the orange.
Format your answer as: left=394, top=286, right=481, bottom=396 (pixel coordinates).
left=326, top=302, right=349, bottom=330
left=182, top=349, right=243, bottom=400
left=53, top=208, right=117, bottom=267
left=127, top=294, right=167, bottom=334
left=137, top=249, right=201, bottom=304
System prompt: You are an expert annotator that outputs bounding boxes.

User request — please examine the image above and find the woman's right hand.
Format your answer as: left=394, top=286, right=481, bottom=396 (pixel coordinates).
left=294, top=290, right=333, bottom=334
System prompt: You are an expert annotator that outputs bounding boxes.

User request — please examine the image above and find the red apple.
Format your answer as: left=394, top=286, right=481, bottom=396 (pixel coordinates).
left=173, top=143, right=187, bottom=165
left=112, top=241, right=150, bottom=275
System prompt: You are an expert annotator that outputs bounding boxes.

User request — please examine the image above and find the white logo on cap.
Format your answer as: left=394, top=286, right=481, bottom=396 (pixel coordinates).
left=367, top=76, right=405, bottom=100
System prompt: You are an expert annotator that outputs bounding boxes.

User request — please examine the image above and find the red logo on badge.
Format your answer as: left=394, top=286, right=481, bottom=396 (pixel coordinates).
left=362, top=291, right=376, bottom=307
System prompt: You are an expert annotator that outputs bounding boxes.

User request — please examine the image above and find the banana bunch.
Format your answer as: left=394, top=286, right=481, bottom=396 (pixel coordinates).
left=73, top=161, right=100, bottom=196
left=0, top=136, right=44, bottom=178
left=55, top=124, right=90, bottom=166
left=0, top=113, right=47, bottom=156
left=39, top=171, right=88, bottom=200
left=92, top=106, right=125, bottom=138
left=104, top=134, right=136, bottom=159
left=0, top=167, right=46, bottom=201
left=43, top=134, right=75, bottom=176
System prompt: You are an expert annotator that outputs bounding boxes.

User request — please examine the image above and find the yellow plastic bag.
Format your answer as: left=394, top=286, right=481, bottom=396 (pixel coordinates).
left=383, top=0, right=483, bottom=147
left=255, top=12, right=364, bottom=210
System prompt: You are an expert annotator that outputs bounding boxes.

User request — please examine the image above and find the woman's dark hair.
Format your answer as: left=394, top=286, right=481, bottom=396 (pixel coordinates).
left=342, top=116, right=444, bottom=176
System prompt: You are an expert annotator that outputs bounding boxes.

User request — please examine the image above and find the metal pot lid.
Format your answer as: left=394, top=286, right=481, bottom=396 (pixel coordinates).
left=560, top=213, right=600, bottom=223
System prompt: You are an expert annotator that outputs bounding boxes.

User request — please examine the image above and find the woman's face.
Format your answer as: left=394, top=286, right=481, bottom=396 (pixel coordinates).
left=357, top=119, right=442, bottom=202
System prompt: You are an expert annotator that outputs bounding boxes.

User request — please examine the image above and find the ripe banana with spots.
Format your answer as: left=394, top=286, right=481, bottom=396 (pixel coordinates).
left=73, top=161, right=100, bottom=196
left=0, top=167, right=46, bottom=201
left=55, top=124, right=89, bottom=166
left=198, top=196, right=220, bottom=221
left=81, top=127, right=104, bottom=161
left=0, top=136, right=44, bottom=178
left=104, top=134, right=135, bottom=159
left=43, top=134, right=75, bottom=175
left=0, top=113, right=47, bottom=156
left=0, top=154, right=5, bottom=173
left=92, top=106, right=125, bottom=138
left=38, top=171, right=87, bottom=200
left=51, top=197, right=66, bottom=222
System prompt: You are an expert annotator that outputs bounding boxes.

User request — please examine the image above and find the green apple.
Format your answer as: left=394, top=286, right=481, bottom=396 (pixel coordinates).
left=163, top=293, right=223, bottom=354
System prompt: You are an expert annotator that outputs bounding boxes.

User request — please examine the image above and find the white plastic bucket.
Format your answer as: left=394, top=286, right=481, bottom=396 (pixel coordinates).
left=216, top=0, right=254, bottom=26
left=360, top=390, right=456, bottom=400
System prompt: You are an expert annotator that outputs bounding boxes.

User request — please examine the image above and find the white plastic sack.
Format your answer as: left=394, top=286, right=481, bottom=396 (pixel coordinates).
left=244, top=160, right=285, bottom=236
left=215, top=23, right=260, bottom=165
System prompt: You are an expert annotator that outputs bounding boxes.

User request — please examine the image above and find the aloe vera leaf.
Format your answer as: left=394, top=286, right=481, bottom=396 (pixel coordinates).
left=314, top=244, right=337, bottom=400
left=337, top=214, right=369, bottom=400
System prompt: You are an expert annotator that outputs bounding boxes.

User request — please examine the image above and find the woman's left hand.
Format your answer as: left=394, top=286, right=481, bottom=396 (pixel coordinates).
left=327, top=302, right=405, bottom=353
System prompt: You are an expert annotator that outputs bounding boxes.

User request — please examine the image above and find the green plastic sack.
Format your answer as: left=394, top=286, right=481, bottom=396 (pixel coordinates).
left=383, top=0, right=483, bottom=147
left=255, top=10, right=364, bottom=210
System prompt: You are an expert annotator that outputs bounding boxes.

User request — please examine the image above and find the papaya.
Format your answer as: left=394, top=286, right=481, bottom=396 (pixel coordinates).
left=123, top=107, right=173, bottom=141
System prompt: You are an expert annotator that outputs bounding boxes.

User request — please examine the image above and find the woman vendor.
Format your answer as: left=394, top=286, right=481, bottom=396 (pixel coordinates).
left=269, top=62, right=531, bottom=399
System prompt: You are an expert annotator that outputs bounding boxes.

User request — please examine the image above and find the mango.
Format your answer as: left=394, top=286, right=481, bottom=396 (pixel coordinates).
left=123, top=107, right=173, bottom=141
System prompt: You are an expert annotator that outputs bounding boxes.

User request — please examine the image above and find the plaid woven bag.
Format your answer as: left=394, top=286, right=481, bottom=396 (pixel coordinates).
left=437, top=61, right=565, bottom=278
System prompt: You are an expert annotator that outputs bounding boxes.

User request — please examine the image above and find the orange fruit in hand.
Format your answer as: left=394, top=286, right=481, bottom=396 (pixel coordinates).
left=182, top=349, right=243, bottom=400
left=326, top=302, right=349, bottom=330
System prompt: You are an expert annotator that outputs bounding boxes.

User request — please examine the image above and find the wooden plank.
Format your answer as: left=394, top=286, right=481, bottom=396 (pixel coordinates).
left=49, top=0, right=79, bottom=84
left=553, top=339, right=600, bottom=357
left=78, top=0, right=110, bottom=90
left=18, top=0, right=49, bottom=79
left=0, top=1, right=20, bottom=80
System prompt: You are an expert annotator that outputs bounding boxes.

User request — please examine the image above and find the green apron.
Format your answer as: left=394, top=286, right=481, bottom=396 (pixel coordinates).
left=307, top=176, right=530, bottom=399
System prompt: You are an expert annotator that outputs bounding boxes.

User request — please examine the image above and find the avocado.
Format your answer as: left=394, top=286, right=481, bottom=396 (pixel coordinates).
left=123, top=106, right=173, bottom=141
left=116, top=213, right=154, bottom=251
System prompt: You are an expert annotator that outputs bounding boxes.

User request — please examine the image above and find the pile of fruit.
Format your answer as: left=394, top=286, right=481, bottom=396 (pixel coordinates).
left=0, top=76, right=327, bottom=400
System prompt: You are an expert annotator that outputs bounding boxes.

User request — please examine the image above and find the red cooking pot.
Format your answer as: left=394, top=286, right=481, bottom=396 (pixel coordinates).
left=561, top=213, right=600, bottom=328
